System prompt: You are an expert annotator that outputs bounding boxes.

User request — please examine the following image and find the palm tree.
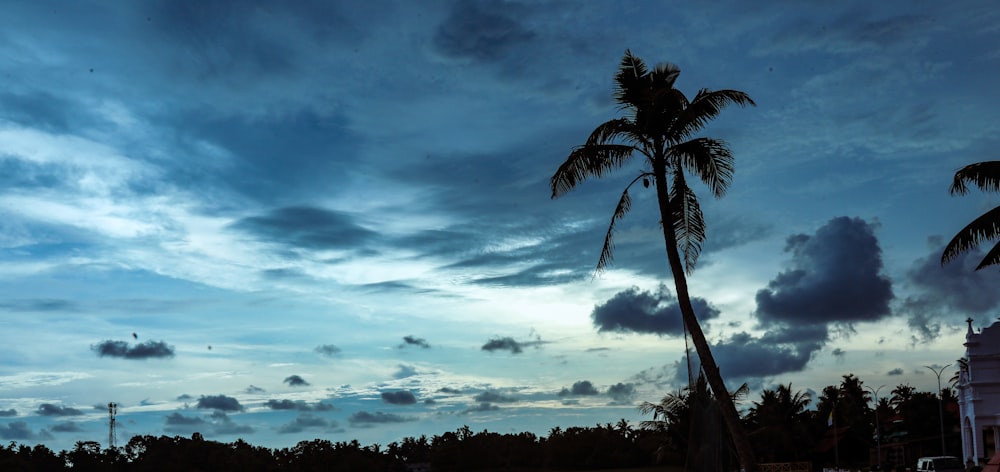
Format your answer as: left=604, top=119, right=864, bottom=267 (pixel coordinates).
left=942, top=161, right=1000, bottom=269
left=746, top=384, right=812, bottom=462
left=551, top=50, right=756, bottom=470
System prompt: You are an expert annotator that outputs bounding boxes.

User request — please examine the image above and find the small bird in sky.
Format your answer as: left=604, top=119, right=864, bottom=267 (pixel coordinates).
left=132, top=332, right=138, bottom=340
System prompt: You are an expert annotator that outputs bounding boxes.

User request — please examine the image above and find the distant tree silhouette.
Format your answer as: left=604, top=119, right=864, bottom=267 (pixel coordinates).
left=746, top=383, right=812, bottom=462
left=550, top=49, right=756, bottom=470
left=942, top=161, right=1000, bottom=269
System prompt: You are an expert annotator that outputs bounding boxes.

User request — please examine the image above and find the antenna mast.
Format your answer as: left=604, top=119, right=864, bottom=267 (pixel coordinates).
left=108, top=402, right=117, bottom=449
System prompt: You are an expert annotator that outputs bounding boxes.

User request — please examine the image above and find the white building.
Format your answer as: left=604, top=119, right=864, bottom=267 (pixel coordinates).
left=958, top=318, right=1000, bottom=465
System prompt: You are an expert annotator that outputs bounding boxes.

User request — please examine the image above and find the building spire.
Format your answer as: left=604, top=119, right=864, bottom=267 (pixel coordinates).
left=967, top=317, right=975, bottom=336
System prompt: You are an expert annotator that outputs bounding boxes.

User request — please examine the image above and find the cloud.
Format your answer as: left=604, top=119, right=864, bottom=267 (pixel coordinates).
left=0, top=421, right=45, bottom=440
left=381, top=390, right=417, bottom=405
left=36, top=404, right=82, bottom=416
left=481, top=336, right=546, bottom=354
left=438, top=387, right=462, bottom=394
left=432, top=0, right=537, bottom=63
left=592, top=285, right=720, bottom=336
left=832, top=348, right=846, bottom=358
left=92, top=340, right=175, bottom=359
left=246, top=385, right=266, bottom=394
left=230, top=206, right=377, bottom=251
left=314, top=344, right=341, bottom=357
left=558, top=380, right=599, bottom=396
left=888, top=368, right=904, bottom=376
left=277, top=414, right=334, bottom=434
left=902, top=239, right=1000, bottom=342
left=462, top=402, right=500, bottom=414
left=195, top=395, right=243, bottom=412
left=0, top=409, right=16, bottom=417
left=675, top=331, right=820, bottom=384
left=348, top=411, right=415, bottom=425
left=606, top=383, right=636, bottom=403
left=51, top=421, right=83, bottom=433
left=265, top=399, right=333, bottom=412
left=283, top=375, right=310, bottom=387
left=393, top=364, right=419, bottom=379
left=207, top=411, right=254, bottom=435
left=473, top=390, right=518, bottom=403
left=165, top=412, right=205, bottom=425
left=400, top=335, right=430, bottom=349
left=755, top=217, right=893, bottom=327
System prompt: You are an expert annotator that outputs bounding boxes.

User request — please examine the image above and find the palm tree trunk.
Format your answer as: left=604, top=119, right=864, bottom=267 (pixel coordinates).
left=652, top=160, right=758, bottom=472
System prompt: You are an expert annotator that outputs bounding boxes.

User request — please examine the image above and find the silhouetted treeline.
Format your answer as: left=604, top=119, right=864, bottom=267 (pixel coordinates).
left=1, top=373, right=964, bottom=471
left=0, top=422, right=664, bottom=471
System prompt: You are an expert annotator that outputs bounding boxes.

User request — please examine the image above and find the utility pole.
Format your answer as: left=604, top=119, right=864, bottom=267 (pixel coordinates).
left=866, top=385, right=886, bottom=470
left=925, top=364, right=952, bottom=455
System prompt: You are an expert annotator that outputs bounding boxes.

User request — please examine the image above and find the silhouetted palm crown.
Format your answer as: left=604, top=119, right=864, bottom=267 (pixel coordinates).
left=551, top=51, right=754, bottom=273
left=942, top=161, right=1000, bottom=269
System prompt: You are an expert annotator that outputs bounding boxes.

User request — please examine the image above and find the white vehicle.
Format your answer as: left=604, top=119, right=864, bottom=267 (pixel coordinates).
left=915, top=456, right=964, bottom=472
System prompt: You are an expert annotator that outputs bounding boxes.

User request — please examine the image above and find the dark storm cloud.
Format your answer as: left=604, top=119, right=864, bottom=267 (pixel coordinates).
left=888, top=368, right=904, bottom=376
left=92, top=340, right=175, bottom=359
left=607, top=383, right=636, bottom=403
left=195, top=395, right=243, bottom=412
left=462, top=402, right=500, bottom=414
left=903, top=239, right=1000, bottom=343
left=381, top=390, right=417, bottom=405
left=481, top=336, right=546, bottom=354
left=51, top=422, right=83, bottom=433
left=592, top=285, right=720, bottom=336
left=433, top=0, right=536, bottom=62
left=558, top=380, right=599, bottom=396
left=231, top=206, right=377, bottom=251
left=315, top=344, right=341, bottom=357
left=755, top=217, right=893, bottom=327
left=36, top=404, right=82, bottom=416
left=165, top=412, right=205, bottom=425
left=0, top=421, right=41, bottom=440
left=474, top=391, right=518, bottom=403
left=277, top=414, right=332, bottom=434
left=283, top=375, right=310, bottom=387
left=348, top=411, right=415, bottom=425
left=0, top=409, right=16, bottom=417
left=681, top=332, right=817, bottom=381
left=265, top=399, right=333, bottom=412
left=400, top=335, right=430, bottom=349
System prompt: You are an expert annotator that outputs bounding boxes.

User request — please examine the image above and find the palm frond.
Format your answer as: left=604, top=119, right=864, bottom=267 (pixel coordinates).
left=585, top=118, right=649, bottom=151
left=974, top=240, right=1000, bottom=270
left=597, top=186, right=632, bottom=273
left=669, top=167, right=706, bottom=274
left=941, top=205, right=1000, bottom=267
left=650, top=62, right=681, bottom=90
left=671, top=89, right=755, bottom=142
left=550, top=144, right=636, bottom=198
left=949, top=161, right=1000, bottom=195
left=614, top=50, right=649, bottom=109
left=671, top=137, right=734, bottom=198
left=597, top=173, right=653, bottom=273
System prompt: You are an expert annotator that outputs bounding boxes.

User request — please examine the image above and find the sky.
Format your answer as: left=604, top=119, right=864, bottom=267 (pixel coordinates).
left=1, top=0, right=1000, bottom=452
